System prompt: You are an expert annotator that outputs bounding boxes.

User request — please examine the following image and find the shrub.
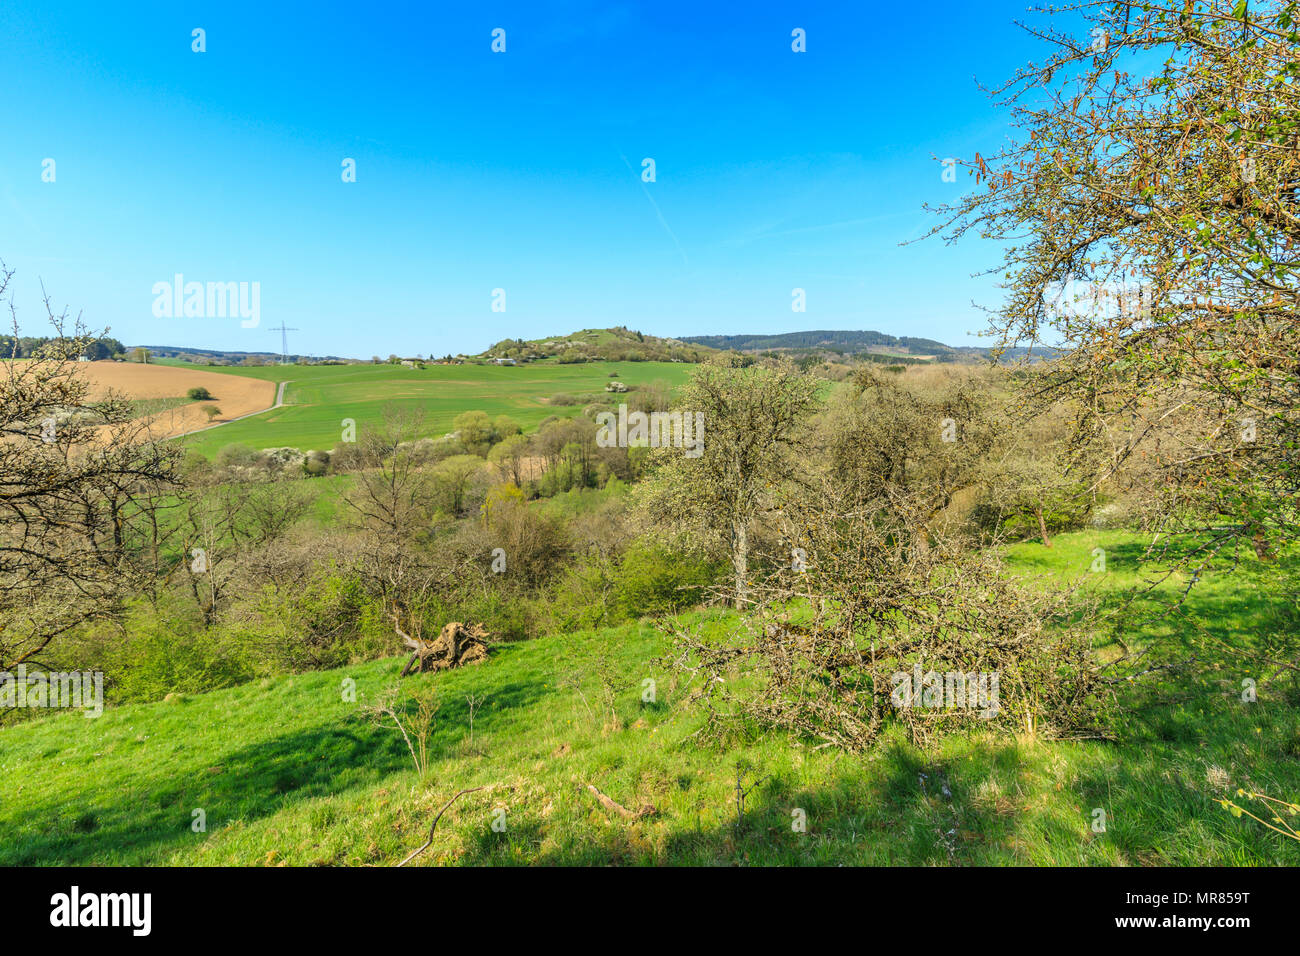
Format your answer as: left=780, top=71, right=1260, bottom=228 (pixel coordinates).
left=97, top=606, right=259, bottom=704
left=541, top=556, right=619, bottom=634
left=179, top=450, right=212, bottom=484
left=254, top=571, right=389, bottom=671
left=493, top=415, right=522, bottom=439
left=187, top=386, right=213, bottom=401
left=303, top=449, right=330, bottom=477
left=432, top=455, right=486, bottom=512
left=613, top=542, right=721, bottom=618
left=472, top=491, right=568, bottom=586
left=453, top=410, right=494, bottom=456
left=329, top=441, right=369, bottom=472
left=214, top=443, right=267, bottom=471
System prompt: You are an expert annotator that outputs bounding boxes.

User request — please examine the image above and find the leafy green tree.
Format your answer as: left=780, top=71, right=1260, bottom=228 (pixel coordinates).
left=432, top=454, right=484, bottom=516
left=492, top=415, right=521, bottom=440
left=488, top=432, right=531, bottom=487
left=453, top=410, right=494, bottom=456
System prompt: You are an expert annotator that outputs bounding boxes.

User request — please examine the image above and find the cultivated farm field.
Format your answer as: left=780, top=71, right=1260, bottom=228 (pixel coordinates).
left=159, top=360, right=695, bottom=456
left=9, top=360, right=277, bottom=439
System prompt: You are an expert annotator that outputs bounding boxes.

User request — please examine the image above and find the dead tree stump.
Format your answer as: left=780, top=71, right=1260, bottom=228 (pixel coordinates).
left=398, top=621, right=490, bottom=677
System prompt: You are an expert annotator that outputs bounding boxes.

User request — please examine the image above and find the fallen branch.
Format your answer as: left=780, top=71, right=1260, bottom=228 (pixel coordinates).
left=396, top=786, right=489, bottom=866
left=585, top=782, right=654, bottom=820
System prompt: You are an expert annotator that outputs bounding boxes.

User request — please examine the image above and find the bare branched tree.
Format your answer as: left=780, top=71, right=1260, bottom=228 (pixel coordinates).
left=925, top=0, right=1300, bottom=557
left=664, top=371, right=1106, bottom=751
left=638, top=357, right=819, bottom=608
left=340, top=404, right=436, bottom=537
left=0, top=263, right=179, bottom=673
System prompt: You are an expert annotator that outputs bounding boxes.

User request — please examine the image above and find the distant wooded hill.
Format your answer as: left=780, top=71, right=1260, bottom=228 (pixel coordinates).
left=679, top=329, right=1057, bottom=363
left=129, top=345, right=352, bottom=365
left=480, top=327, right=715, bottom=363
left=129, top=327, right=1056, bottom=368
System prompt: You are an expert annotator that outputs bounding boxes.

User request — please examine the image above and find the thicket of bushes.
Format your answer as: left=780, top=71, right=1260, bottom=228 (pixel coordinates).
left=50, top=476, right=725, bottom=705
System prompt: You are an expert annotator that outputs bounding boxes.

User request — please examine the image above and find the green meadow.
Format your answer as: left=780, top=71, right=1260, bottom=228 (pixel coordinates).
left=159, top=360, right=695, bottom=457
left=4, top=532, right=1296, bottom=866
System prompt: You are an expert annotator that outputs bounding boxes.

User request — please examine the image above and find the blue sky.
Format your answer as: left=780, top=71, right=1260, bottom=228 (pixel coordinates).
left=0, top=1, right=1050, bottom=358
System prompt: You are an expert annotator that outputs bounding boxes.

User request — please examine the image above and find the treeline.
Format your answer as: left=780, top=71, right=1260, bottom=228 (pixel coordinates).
left=681, top=329, right=957, bottom=355
left=0, top=335, right=125, bottom=359
left=140, top=345, right=353, bottom=365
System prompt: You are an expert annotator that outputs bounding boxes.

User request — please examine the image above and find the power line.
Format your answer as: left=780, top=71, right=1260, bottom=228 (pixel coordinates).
left=268, top=323, right=299, bottom=365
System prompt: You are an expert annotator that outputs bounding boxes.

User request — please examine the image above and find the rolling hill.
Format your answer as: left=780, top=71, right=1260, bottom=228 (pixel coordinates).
left=481, top=327, right=716, bottom=364
left=680, top=330, right=1058, bottom=363
left=2, top=532, right=1295, bottom=866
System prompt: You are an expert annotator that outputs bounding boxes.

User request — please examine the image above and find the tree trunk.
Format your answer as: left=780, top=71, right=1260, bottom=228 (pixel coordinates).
left=1036, top=505, right=1052, bottom=548
left=1251, top=525, right=1275, bottom=562
left=731, top=519, right=748, bottom=609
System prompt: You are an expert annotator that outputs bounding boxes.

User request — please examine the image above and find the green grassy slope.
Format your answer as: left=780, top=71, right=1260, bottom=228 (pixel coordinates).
left=3, top=532, right=1297, bottom=866
left=161, top=361, right=693, bottom=457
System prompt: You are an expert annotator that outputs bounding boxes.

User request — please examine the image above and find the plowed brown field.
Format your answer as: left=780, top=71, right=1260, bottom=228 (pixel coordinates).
left=76, top=361, right=275, bottom=439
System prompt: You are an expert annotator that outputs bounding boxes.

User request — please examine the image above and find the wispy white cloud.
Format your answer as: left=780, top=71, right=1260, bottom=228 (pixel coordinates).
left=724, top=210, right=918, bottom=247
left=619, top=152, right=689, bottom=266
